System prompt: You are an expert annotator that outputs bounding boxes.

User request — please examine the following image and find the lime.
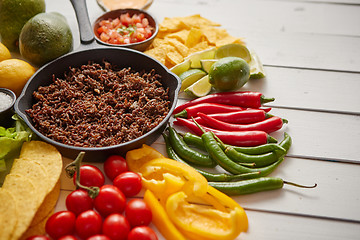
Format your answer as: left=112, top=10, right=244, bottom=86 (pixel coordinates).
left=249, top=50, right=266, bottom=79
left=215, top=43, right=251, bottom=63
left=200, top=59, right=217, bottom=73
left=170, top=59, right=191, bottom=76
left=208, top=56, right=250, bottom=91
left=19, top=12, right=73, bottom=66
left=185, top=47, right=215, bottom=68
left=179, top=69, right=207, bottom=91
left=184, top=75, right=212, bottom=98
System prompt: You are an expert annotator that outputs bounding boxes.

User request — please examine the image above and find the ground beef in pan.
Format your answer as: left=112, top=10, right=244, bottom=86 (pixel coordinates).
left=26, top=61, right=171, bottom=147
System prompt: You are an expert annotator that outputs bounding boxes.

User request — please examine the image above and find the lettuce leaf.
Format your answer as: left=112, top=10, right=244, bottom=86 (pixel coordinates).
left=0, top=115, right=34, bottom=183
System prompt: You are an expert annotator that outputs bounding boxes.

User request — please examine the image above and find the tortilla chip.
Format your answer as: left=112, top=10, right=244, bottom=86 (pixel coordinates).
left=185, top=28, right=204, bottom=48
left=29, top=180, right=61, bottom=228
left=165, top=38, right=189, bottom=57
left=2, top=174, right=40, bottom=240
left=215, top=35, right=244, bottom=47
left=20, top=141, right=63, bottom=188
left=0, top=188, right=18, bottom=240
left=20, top=207, right=54, bottom=240
left=180, top=14, right=220, bottom=28
left=166, top=50, right=184, bottom=66
left=166, top=29, right=190, bottom=43
left=159, top=17, right=187, bottom=33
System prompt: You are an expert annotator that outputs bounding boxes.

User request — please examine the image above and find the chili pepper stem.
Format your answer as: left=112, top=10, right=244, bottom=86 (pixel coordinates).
left=65, top=151, right=100, bottom=199
left=260, top=95, right=275, bottom=104
left=283, top=180, right=317, bottom=188
left=191, top=117, right=206, bottom=134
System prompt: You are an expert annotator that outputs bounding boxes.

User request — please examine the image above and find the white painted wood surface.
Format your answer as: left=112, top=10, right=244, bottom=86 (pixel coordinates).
left=48, top=0, right=360, bottom=239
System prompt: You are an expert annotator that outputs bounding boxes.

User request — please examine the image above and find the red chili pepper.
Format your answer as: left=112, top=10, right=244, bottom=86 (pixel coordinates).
left=198, top=113, right=287, bottom=133
left=192, top=109, right=270, bottom=125
left=174, top=118, right=277, bottom=146
left=173, top=91, right=274, bottom=114
left=174, top=103, right=245, bottom=118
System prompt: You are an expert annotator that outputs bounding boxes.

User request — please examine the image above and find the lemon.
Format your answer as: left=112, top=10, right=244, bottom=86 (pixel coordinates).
left=0, top=42, right=11, bottom=62
left=200, top=59, right=217, bottom=73
left=249, top=50, right=266, bottom=79
left=185, top=47, right=216, bottom=68
left=19, top=12, right=73, bottom=66
left=170, top=59, right=191, bottom=76
left=0, top=59, right=36, bottom=96
left=179, top=69, right=207, bottom=91
left=208, top=56, right=250, bottom=91
left=184, top=75, right=212, bottom=98
left=215, top=43, right=251, bottom=63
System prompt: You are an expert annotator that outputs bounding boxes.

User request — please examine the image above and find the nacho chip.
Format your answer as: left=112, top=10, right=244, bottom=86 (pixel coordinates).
left=166, top=29, right=190, bottom=44
left=2, top=174, right=40, bottom=240
left=20, top=141, right=63, bottom=189
left=20, top=206, right=54, bottom=240
left=185, top=28, right=204, bottom=48
left=166, top=50, right=184, bottom=66
left=165, top=38, right=189, bottom=57
left=29, top=180, right=61, bottom=228
left=0, top=188, right=17, bottom=240
left=180, top=14, right=220, bottom=28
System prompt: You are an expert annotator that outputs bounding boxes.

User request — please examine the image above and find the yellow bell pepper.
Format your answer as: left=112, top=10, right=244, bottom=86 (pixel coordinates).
left=165, top=190, right=247, bottom=240
left=125, top=144, right=164, bottom=172
left=126, top=145, right=248, bottom=240
left=143, top=189, right=187, bottom=240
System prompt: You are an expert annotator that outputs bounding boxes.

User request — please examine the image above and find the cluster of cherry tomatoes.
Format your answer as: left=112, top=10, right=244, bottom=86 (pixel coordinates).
left=28, top=155, right=158, bottom=240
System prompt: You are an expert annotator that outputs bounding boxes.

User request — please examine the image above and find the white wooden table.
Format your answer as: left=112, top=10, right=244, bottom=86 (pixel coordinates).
left=50, top=0, right=360, bottom=239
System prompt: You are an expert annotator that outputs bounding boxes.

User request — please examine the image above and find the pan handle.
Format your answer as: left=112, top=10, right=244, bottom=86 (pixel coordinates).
left=70, top=0, right=94, bottom=44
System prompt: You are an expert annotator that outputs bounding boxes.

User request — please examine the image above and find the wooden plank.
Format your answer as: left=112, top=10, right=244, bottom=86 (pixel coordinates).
left=152, top=0, right=360, bottom=36
left=241, top=210, right=360, bottom=240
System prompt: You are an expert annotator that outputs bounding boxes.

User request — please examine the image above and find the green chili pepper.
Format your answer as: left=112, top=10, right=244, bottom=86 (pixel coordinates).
left=167, top=126, right=216, bottom=168
left=209, top=177, right=317, bottom=195
left=214, top=133, right=286, bottom=168
left=193, top=118, right=291, bottom=176
left=162, top=133, right=260, bottom=182
left=182, top=132, right=286, bottom=155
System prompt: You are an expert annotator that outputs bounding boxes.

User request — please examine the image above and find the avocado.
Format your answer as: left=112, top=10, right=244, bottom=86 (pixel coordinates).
left=0, top=0, right=45, bottom=51
left=19, top=12, right=73, bottom=66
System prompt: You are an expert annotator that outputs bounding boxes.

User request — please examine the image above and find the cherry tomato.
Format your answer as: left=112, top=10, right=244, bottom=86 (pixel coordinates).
left=127, top=226, right=158, bottom=240
left=94, top=185, right=126, bottom=217
left=104, top=155, right=128, bottom=180
left=73, top=165, right=105, bottom=188
left=58, top=236, right=77, bottom=240
left=125, top=199, right=152, bottom=227
left=87, top=235, right=111, bottom=240
left=66, top=189, right=93, bottom=216
left=113, top=171, right=142, bottom=197
left=75, top=210, right=102, bottom=239
left=26, top=236, right=50, bottom=240
left=45, top=211, right=76, bottom=239
left=102, top=213, right=130, bottom=240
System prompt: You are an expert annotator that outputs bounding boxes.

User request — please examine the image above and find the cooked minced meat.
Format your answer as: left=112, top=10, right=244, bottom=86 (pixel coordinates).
left=26, top=61, right=170, bottom=147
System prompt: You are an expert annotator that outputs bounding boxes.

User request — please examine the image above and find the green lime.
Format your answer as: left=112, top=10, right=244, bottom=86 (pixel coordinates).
left=208, top=56, right=250, bottom=91
left=179, top=69, right=207, bottom=91
left=185, top=47, right=215, bottom=68
left=184, top=75, right=212, bottom=98
left=0, top=0, right=46, bottom=51
left=170, top=59, right=191, bottom=76
left=19, top=12, right=73, bottom=66
left=249, top=50, right=266, bottom=79
left=215, top=43, right=251, bottom=63
left=200, top=59, right=217, bottom=73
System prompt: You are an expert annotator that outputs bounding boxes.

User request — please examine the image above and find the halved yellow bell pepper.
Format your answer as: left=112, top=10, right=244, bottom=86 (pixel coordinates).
left=125, top=144, right=164, bottom=172
left=165, top=190, right=248, bottom=240
left=143, top=189, right=187, bottom=240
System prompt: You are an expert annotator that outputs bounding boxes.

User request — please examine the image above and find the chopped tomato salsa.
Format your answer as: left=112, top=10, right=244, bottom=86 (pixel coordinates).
left=97, top=13, right=154, bottom=45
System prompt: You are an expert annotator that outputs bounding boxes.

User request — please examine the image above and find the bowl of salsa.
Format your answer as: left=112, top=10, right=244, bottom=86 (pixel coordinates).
left=93, top=8, right=158, bottom=51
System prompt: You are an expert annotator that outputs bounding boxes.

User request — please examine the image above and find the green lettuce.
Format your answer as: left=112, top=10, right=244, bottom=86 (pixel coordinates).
left=0, top=115, right=34, bottom=184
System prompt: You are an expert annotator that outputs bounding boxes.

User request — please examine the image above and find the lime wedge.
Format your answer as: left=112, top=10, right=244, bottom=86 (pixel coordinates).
left=170, top=59, right=191, bottom=76
left=185, top=47, right=216, bottom=69
left=215, top=43, right=251, bottom=63
left=179, top=69, right=207, bottom=91
left=249, top=50, right=266, bottom=79
left=200, top=59, right=217, bottom=73
left=184, top=75, right=212, bottom=97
